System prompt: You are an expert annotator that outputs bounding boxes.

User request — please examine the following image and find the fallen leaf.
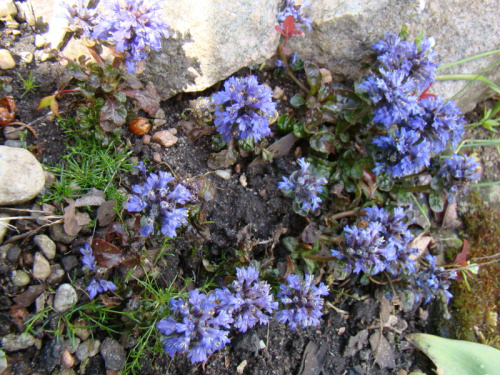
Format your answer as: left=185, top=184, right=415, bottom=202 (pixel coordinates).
left=442, top=201, right=461, bottom=229
left=409, top=233, right=433, bottom=260
left=100, top=294, right=122, bottom=307
left=0, top=96, right=16, bottom=126
left=13, top=285, right=46, bottom=307
left=63, top=199, right=79, bottom=236
left=92, top=238, right=123, bottom=269
left=74, top=188, right=105, bottom=207
left=97, top=200, right=117, bottom=227
left=75, top=212, right=91, bottom=227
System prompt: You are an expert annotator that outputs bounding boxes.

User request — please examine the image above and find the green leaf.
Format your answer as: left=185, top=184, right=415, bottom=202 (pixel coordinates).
left=349, top=163, right=363, bottom=179
left=304, top=108, right=323, bottom=134
left=238, top=138, right=255, bottom=152
left=376, top=173, right=394, bottom=192
left=290, top=94, right=306, bottom=108
left=291, top=57, right=304, bottom=71
left=317, top=84, right=333, bottom=102
left=304, top=61, right=321, bottom=95
left=282, top=237, right=299, bottom=253
left=339, top=133, right=349, bottom=143
left=429, top=190, right=445, bottom=212
left=114, top=90, right=127, bottom=103
left=310, top=131, right=336, bottom=154
left=277, top=114, right=295, bottom=133
left=406, top=333, right=500, bottom=375
left=293, top=121, right=307, bottom=139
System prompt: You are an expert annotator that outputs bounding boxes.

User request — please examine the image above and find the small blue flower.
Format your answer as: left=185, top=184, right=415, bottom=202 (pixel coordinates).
left=410, top=255, right=456, bottom=304
left=86, top=277, right=117, bottom=300
left=276, top=274, right=329, bottom=330
left=212, top=76, right=276, bottom=143
left=92, top=0, right=170, bottom=73
left=157, top=290, right=233, bottom=364
left=278, top=158, right=328, bottom=216
left=215, top=266, right=278, bottom=333
left=79, top=242, right=96, bottom=272
left=405, top=96, right=465, bottom=154
left=439, top=154, right=482, bottom=202
left=124, top=171, right=194, bottom=237
left=277, top=0, right=313, bottom=31
left=62, top=0, right=98, bottom=38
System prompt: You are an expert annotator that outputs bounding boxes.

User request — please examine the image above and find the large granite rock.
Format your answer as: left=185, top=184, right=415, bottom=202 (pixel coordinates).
left=36, top=0, right=498, bottom=112
left=287, top=0, right=500, bottom=113
left=0, top=146, right=45, bottom=206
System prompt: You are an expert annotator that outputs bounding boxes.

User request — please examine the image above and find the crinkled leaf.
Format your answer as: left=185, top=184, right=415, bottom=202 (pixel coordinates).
left=0, top=96, right=16, bottom=125
left=305, top=61, right=321, bottom=95
left=105, top=222, right=130, bottom=248
left=293, top=121, right=307, bottom=138
left=307, top=156, right=336, bottom=180
left=282, top=236, right=299, bottom=253
left=92, top=238, right=123, bottom=269
left=67, top=61, right=88, bottom=81
left=277, top=114, right=295, bottom=133
left=429, top=190, right=445, bottom=212
left=207, top=148, right=238, bottom=170
left=99, top=99, right=127, bottom=131
left=291, top=56, right=304, bottom=71
left=290, top=94, right=306, bottom=108
left=310, top=131, right=336, bottom=154
left=317, top=84, right=333, bottom=102
left=304, top=108, right=323, bottom=133
left=123, top=82, right=161, bottom=116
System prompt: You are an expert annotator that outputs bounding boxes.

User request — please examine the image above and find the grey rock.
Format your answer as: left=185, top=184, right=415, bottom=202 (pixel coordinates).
left=49, top=223, right=78, bottom=244
left=47, top=264, right=65, bottom=284
left=32, top=252, right=51, bottom=281
left=76, top=339, right=100, bottom=362
left=6, top=245, right=21, bottom=263
left=0, top=244, right=13, bottom=274
left=34, top=234, right=57, bottom=260
left=369, top=332, right=396, bottom=369
left=0, top=49, right=16, bottom=70
left=100, top=338, right=126, bottom=371
left=288, top=0, right=500, bottom=113
left=3, top=126, right=23, bottom=140
left=53, top=283, right=78, bottom=313
left=64, top=337, right=81, bottom=354
left=11, top=270, right=30, bottom=287
left=0, top=349, right=7, bottom=374
left=0, top=146, right=45, bottom=206
left=1, top=333, right=35, bottom=352
left=0, top=313, right=13, bottom=336
left=0, top=213, right=9, bottom=245
left=3, top=140, right=22, bottom=148
left=61, top=255, right=78, bottom=271
left=36, top=336, right=64, bottom=374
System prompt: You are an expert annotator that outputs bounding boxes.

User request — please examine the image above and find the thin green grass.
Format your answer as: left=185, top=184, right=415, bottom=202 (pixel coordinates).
left=17, top=71, right=40, bottom=98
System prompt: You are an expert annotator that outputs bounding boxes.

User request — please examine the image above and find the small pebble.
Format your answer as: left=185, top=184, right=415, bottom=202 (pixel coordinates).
left=3, top=126, right=23, bottom=139
left=0, top=213, right=9, bottom=245
left=273, top=86, right=285, bottom=100
left=47, top=264, right=65, bottom=284
left=214, top=169, right=231, bottom=180
left=239, top=175, right=248, bottom=187
left=32, top=252, right=51, bottom=281
left=61, top=349, right=75, bottom=368
left=53, top=284, right=78, bottom=313
left=64, top=337, right=81, bottom=354
left=61, top=255, right=78, bottom=271
left=11, top=270, right=30, bottom=287
left=1, top=333, right=35, bottom=352
left=154, top=108, right=166, bottom=119
left=152, top=130, right=178, bottom=147
left=168, top=128, right=177, bottom=135
left=153, top=118, right=167, bottom=127
left=34, top=34, right=46, bottom=48
left=6, top=245, right=21, bottom=263
left=153, top=152, right=162, bottom=163
left=3, top=140, right=22, bottom=148
left=235, top=164, right=242, bottom=173
left=142, top=134, right=151, bottom=145
left=100, top=338, right=126, bottom=371
left=18, top=51, right=33, bottom=64
left=34, top=234, right=56, bottom=260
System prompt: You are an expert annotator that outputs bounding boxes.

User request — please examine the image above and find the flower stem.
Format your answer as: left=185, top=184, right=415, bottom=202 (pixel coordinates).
left=279, top=48, right=309, bottom=95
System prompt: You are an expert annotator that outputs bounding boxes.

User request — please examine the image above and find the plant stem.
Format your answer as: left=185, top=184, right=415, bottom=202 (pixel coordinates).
left=329, top=209, right=360, bottom=221
left=279, top=49, right=309, bottom=95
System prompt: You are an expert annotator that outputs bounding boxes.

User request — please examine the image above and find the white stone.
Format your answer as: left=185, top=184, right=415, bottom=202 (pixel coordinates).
left=0, top=146, right=45, bottom=206
left=214, top=169, right=231, bottom=180
left=34, top=35, right=47, bottom=48
left=11, top=270, right=30, bottom=287
left=32, top=252, right=51, bottom=281
left=0, top=0, right=17, bottom=19
left=18, top=51, right=33, bottom=64
left=0, top=49, right=16, bottom=70
left=0, top=349, right=7, bottom=374
left=53, top=284, right=78, bottom=313
left=0, top=213, right=9, bottom=245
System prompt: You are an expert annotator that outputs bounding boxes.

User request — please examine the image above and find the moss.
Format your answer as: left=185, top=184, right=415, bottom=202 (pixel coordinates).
left=451, top=191, right=500, bottom=349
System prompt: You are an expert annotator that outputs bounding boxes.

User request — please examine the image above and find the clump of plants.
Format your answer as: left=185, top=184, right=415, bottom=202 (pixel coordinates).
left=37, top=0, right=169, bottom=143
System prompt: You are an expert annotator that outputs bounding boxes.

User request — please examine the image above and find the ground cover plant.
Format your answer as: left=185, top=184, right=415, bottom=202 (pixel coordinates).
left=0, top=0, right=499, bottom=374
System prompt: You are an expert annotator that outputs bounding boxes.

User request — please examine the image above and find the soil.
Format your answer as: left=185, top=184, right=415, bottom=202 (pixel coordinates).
left=0, top=20, right=497, bottom=375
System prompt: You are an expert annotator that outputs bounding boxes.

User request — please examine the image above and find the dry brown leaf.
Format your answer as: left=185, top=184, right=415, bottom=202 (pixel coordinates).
left=74, top=188, right=105, bottom=207
left=442, top=201, right=461, bottom=229
left=409, top=233, right=433, bottom=260
left=97, top=200, right=117, bottom=227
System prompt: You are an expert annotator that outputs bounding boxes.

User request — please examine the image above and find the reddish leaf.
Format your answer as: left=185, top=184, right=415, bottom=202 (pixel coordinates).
left=120, top=252, right=141, bottom=268
left=105, top=222, right=129, bottom=248
left=452, top=239, right=469, bottom=265
left=99, top=99, right=127, bottom=131
left=92, top=238, right=124, bottom=269
left=0, top=96, right=16, bottom=126
left=123, top=83, right=161, bottom=116
left=418, top=83, right=436, bottom=100
left=37, top=94, right=60, bottom=116
left=282, top=15, right=303, bottom=38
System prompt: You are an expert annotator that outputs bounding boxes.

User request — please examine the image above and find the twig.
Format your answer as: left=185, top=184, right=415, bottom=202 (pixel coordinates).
left=4, top=219, right=63, bottom=245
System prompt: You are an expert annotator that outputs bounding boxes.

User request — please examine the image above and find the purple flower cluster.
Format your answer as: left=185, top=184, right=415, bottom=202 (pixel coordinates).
left=62, top=0, right=98, bottom=39
left=331, top=206, right=418, bottom=276
left=276, top=274, right=329, bottom=330
left=79, top=242, right=117, bottom=300
left=277, top=0, right=313, bottom=31
left=409, top=255, right=456, bottom=304
left=124, top=171, right=193, bottom=237
left=372, top=127, right=431, bottom=178
left=361, top=33, right=466, bottom=178
left=439, top=154, right=482, bottom=202
left=156, top=290, right=233, bottom=364
left=92, top=0, right=170, bottom=73
left=212, top=76, right=276, bottom=143
left=215, top=266, right=278, bottom=333
left=278, top=158, right=328, bottom=216
left=157, top=268, right=328, bottom=363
